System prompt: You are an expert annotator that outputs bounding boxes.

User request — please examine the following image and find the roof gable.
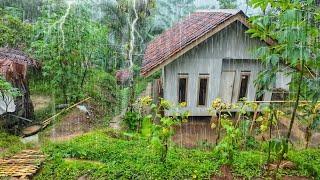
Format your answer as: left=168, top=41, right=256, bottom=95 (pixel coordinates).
left=141, top=10, right=271, bottom=77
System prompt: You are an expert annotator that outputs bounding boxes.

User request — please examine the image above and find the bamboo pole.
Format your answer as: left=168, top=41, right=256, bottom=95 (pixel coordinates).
left=42, top=97, right=91, bottom=127
left=246, top=100, right=319, bottom=103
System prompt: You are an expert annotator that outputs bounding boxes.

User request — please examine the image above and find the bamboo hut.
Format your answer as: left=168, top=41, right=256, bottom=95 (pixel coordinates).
left=0, top=48, right=40, bottom=120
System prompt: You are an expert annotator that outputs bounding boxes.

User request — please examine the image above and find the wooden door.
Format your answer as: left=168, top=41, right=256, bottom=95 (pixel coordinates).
left=219, top=71, right=235, bottom=103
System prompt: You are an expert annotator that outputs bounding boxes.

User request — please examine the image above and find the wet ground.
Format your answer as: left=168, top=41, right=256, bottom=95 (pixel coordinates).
left=173, top=116, right=320, bottom=148
left=47, top=108, right=95, bottom=142
left=173, top=117, right=217, bottom=148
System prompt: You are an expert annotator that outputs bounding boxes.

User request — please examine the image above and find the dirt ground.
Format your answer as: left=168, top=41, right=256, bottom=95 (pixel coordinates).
left=30, top=95, right=52, bottom=111
left=173, top=117, right=217, bottom=148
left=173, top=116, right=320, bottom=148
left=47, top=108, right=95, bottom=142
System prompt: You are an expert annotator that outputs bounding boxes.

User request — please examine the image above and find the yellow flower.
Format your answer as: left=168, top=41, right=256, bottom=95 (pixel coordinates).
left=160, top=99, right=171, bottom=109
left=141, top=96, right=152, bottom=106
left=211, top=98, right=222, bottom=109
left=314, top=103, right=320, bottom=113
left=211, top=122, right=216, bottom=129
left=276, top=110, right=285, bottom=117
left=260, top=124, right=268, bottom=132
left=179, top=102, right=187, bottom=107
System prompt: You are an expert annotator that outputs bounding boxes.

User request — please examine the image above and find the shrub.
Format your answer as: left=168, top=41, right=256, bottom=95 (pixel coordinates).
left=122, top=111, right=141, bottom=131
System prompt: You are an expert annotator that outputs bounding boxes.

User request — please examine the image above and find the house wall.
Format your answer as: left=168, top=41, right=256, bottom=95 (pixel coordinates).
left=163, top=21, right=288, bottom=116
left=221, top=59, right=272, bottom=103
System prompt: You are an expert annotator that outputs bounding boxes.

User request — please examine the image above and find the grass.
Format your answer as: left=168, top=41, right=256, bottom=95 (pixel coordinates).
left=35, top=129, right=320, bottom=179
left=0, top=131, right=29, bottom=157
left=38, top=129, right=219, bottom=179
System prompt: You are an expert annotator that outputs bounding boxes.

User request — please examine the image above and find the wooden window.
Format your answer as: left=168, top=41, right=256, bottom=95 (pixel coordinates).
left=178, top=75, right=188, bottom=104
left=238, top=73, right=250, bottom=101
left=271, top=88, right=289, bottom=101
left=197, top=76, right=209, bottom=106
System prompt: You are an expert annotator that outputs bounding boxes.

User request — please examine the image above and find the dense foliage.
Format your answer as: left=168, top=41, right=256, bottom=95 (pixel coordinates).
left=0, top=0, right=319, bottom=179
left=0, top=7, right=31, bottom=48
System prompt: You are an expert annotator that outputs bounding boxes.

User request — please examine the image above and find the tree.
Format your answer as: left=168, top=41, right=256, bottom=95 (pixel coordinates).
left=100, top=0, right=156, bottom=70
left=150, top=0, right=196, bottom=35
left=248, top=0, right=320, bottom=176
left=31, top=1, right=111, bottom=103
left=0, top=7, right=31, bottom=48
left=218, top=0, right=237, bottom=9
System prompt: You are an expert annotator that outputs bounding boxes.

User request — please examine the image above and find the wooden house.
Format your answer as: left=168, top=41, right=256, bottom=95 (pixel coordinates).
left=141, top=10, right=291, bottom=116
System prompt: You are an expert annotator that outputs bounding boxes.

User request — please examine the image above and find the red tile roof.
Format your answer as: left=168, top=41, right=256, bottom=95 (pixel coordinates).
left=141, top=10, right=246, bottom=76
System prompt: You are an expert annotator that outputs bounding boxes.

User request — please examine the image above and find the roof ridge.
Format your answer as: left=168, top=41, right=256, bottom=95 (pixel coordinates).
left=195, top=9, right=241, bottom=15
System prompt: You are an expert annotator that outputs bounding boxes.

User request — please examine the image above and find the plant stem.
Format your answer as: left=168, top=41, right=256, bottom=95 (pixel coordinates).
left=266, top=105, right=274, bottom=175
left=215, top=111, right=222, bottom=145
left=250, top=105, right=260, bottom=135
left=275, top=61, right=304, bottom=176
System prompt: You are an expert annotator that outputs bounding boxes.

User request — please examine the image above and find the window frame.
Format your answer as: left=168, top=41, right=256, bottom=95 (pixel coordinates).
left=177, top=73, right=189, bottom=105
left=197, top=74, right=209, bottom=107
left=237, top=71, right=250, bottom=101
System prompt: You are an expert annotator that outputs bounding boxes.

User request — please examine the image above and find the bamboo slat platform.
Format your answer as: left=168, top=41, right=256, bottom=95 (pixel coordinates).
left=0, top=150, right=46, bottom=179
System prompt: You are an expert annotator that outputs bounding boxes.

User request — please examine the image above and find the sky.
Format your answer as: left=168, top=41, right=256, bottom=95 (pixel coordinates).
left=193, top=0, right=260, bottom=15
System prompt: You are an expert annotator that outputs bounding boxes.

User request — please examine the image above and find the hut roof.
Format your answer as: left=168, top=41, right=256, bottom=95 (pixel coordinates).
left=0, top=48, right=40, bottom=81
left=0, top=48, right=39, bottom=67
left=141, top=10, right=273, bottom=77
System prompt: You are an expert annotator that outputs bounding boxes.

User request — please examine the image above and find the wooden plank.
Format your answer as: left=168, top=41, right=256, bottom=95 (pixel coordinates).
left=0, top=149, right=45, bottom=179
left=219, top=71, right=236, bottom=103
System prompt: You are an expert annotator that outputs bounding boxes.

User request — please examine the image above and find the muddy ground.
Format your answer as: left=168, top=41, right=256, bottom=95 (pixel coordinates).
left=47, top=108, right=95, bottom=142
left=173, top=116, right=320, bottom=148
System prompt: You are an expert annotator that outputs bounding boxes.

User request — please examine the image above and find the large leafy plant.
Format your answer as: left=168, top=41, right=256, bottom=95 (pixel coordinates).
left=139, top=97, right=189, bottom=163
left=248, top=0, right=320, bottom=176
left=214, top=115, right=241, bottom=165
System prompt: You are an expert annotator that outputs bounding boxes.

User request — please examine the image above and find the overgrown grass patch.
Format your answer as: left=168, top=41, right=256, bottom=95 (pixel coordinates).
left=37, top=129, right=320, bottom=179
left=0, top=131, right=28, bottom=157
left=39, top=130, right=220, bottom=179
left=288, top=149, right=320, bottom=177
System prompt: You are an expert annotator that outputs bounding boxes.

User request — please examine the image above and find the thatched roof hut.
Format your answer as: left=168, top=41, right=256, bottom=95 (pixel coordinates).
left=0, top=48, right=40, bottom=119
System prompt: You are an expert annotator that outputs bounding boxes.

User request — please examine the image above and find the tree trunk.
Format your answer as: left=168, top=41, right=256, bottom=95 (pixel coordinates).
left=275, top=65, right=304, bottom=176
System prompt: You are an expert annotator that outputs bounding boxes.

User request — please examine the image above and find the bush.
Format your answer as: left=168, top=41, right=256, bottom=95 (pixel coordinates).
left=288, top=149, right=320, bottom=177
left=37, top=129, right=320, bottom=179
left=232, top=151, right=267, bottom=178
left=85, top=69, right=118, bottom=119
left=122, top=111, right=141, bottom=131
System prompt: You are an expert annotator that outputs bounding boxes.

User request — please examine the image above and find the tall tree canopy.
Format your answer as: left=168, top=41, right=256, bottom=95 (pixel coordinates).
left=30, top=1, right=111, bottom=103
left=218, top=0, right=237, bottom=9
left=0, top=7, right=31, bottom=48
